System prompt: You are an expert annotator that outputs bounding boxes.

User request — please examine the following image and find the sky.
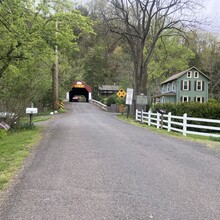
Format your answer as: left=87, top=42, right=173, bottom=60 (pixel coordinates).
left=203, top=0, right=220, bottom=35
left=74, top=0, right=220, bottom=35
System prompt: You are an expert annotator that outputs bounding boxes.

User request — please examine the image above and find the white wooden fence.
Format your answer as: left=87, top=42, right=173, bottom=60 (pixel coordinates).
left=136, top=109, right=220, bottom=138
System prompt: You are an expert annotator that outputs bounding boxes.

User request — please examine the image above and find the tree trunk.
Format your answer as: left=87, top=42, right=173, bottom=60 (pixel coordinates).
left=141, top=62, right=148, bottom=95
left=131, top=38, right=143, bottom=95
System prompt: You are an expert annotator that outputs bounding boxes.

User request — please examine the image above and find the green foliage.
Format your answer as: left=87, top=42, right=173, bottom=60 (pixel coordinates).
left=108, top=45, right=134, bottom=87
left=209, top=136, right=220, bottom=142
left=83, top=46, right=111, bottom=98
left=105, top=94, right=126, bottom=106
left=0, top=0, right=94, bottom=125
left=152, top=102, right=220, bottom=119
left=187, top=30, right=220, bottom=100
left=116, top=96, right=125, bottom=105
left=12, top=123, right=36, bottom=131
left=106, top=95, right=116, bottom=106
left=208, top=98, right=219, bottom=104
left=148, top=35, right=195, bottom=95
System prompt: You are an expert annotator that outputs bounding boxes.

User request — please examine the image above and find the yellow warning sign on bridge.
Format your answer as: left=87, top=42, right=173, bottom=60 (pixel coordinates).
left=117, top=89, right=126, bottom=99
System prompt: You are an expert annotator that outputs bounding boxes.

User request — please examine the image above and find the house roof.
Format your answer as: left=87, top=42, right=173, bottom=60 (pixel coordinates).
left=98, top=85, right=119, bottom=91
left=161, top=66, right=210, bottom=85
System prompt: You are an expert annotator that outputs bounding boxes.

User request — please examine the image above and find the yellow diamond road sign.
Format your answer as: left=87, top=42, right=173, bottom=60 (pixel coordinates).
left=117, top=89, right=126, bottom=99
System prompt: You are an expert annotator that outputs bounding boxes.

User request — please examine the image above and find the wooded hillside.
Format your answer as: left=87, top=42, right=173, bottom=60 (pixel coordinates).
left=0, top=0, right=220, bottom=126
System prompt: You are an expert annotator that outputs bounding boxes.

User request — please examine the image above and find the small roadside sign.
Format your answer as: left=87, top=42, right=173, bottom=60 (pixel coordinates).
left=26, top=108, right=38, bottom=114
left=117, top=89, right=126, bottom=99
left=119, top=104, right=125, bottom=113
left=26, top=107, right=38, bottom=126
left=136, top=95, right=148, bottom=105
left=126, top=88, right=133, bottom=105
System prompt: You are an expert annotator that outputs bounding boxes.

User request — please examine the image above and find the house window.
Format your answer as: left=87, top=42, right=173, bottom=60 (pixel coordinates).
left=183, top=80, right=189, bottom=90
left=196, top=80, right=202, bottom=91
left=196, top=96, right=203, bottom=103
left=181, top=96, right=189, bottom=102
left=172, top=81, right=175, bottom=91
left=194, top=71, right=199, bottom=78
left=161, top=96, right=165, bottom=103
left=162, top=85, right=165, bottom=93
left=187, top=71, right=192, bottom=78
left=167, top=83, right=170, bottom=92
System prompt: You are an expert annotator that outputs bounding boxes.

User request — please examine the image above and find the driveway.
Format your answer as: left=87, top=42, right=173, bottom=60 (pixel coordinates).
left=0, top=102, right=220, bottom=220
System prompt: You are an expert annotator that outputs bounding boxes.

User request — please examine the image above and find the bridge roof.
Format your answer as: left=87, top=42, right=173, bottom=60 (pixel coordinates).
left=71, top=81, right=92, bottom=92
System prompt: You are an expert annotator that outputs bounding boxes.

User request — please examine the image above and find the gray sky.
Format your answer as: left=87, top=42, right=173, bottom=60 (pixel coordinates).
left=74, top=0, right=220, bottom=35
left=204, top=0, right=220, bottom=34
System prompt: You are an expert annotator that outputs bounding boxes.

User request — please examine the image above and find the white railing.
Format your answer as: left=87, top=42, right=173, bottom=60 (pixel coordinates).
left=136, top=109, right=220, bottom=138
left=90, top=99, right=107, bottom=111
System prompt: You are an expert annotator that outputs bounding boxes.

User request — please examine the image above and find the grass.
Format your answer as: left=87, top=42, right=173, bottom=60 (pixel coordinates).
left=0, top=111, right=55, bottom=192
left=0, top=127, right=42, bottom=191
left=0, top=113, right=52, bottom=192
left=22, top=109, right=66, bottom=124
left=0, top=110, right=65, bottom=194
left=21, top=114, right=52, bottom=124
left=117, top=114, right=220, bottom=150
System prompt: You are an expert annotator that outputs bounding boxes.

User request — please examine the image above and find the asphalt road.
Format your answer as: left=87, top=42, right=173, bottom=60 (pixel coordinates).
left=0, top=102, right=220, bottom=220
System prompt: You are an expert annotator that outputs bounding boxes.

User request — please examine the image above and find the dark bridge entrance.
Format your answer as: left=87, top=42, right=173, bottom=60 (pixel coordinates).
left=69, top=81, right=92, bottom=102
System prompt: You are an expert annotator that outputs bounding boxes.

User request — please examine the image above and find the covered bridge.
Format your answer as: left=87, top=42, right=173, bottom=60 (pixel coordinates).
left=69, top=81, right=92, bottom=102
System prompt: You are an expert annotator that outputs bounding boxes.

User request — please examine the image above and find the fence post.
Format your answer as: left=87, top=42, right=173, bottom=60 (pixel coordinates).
left=183, top=113, right=187, bottom=136
left=141, top=110, right=144, bottom=123
left=135, top=109, right=138, bottom=121
left=157, top=112, right=160, bottom=129
left=168, top=112, right=171, bottom=132
left=148, top=110, right=151, bottom=126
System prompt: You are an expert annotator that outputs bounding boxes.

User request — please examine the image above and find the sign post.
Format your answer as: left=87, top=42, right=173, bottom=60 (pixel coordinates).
left=126, top=88, right=133, bottom=118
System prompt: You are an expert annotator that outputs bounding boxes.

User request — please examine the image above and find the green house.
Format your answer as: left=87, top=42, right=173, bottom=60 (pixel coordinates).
left=155, top=67, right=210, bottom=104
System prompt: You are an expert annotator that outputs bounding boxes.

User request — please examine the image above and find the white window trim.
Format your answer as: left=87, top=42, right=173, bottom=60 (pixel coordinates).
left=172, top=81, right=175, bottom=91
left=196, top=96, right=202, bottom=103
left=187, top=71, right=192, bottom=78
left=183, top=96, right=189, bottom=102
left=196, top=80, right=202, bottom=91
left=183, top=80, right=189, bottom=90
left=194, top=71, right=199, bottom=78
left=161, top=96, right=165, bottom=103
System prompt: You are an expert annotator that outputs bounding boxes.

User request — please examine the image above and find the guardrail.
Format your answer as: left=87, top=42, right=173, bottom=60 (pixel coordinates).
left=90, top=99, right=107, bottom=111
left=136, top=109, right=220, bottom=137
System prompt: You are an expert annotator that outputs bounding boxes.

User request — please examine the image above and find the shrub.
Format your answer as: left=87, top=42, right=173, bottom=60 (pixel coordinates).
left=152, top=102, right=220, bottom=120
left=106, top=96, right=116, bottom=106
left=116, top=96, right=125, bottom=105
left=209, top=136, right=220, bottom=142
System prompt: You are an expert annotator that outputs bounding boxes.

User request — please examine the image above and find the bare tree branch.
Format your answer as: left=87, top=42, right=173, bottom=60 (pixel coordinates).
left=102, top=0, right=203, bottom=95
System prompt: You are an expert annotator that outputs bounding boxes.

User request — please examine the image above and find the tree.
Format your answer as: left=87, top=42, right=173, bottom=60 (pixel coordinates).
left=83, top=45, right=111, bottom=98
left=188, top=30, right=220, bottom=99
left=0, top=0, right=94, bottom=125
left=102, top=0, right=204, bottom=96
left=148, top=35, right=195, bottom=95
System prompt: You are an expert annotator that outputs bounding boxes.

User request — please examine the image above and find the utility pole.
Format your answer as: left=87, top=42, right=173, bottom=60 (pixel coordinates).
left=51, top=63, right=56, bottom=111
left=52, top=21, right=59, bottom=111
